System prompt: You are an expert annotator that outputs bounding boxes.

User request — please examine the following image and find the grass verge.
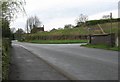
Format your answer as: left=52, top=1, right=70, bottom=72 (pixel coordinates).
left=27, top=40, right=88, bottom=44
left=81, top=44, right=119, bottom=51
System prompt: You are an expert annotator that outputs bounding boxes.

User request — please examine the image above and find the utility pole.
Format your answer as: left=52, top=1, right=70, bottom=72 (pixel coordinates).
left=110, top=12, right=113, bottom=47
left=88, top=27, right=91, bottom=44
left=110, top=13, right=112, bottom=34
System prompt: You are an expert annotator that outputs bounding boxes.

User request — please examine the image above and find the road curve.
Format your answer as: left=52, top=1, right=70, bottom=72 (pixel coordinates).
left=12, top=41, right=118, bottom=80
left=9, top=43, right=68, bottom=80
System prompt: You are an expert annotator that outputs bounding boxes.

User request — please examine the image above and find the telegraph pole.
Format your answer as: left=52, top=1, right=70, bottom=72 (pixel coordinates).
left=110, top=12, right=113, bottom=47
left=110, top=13, right=112, bottom=33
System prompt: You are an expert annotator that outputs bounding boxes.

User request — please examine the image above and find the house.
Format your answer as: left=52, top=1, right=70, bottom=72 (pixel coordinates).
left=31, top=25, right=44, bottom=33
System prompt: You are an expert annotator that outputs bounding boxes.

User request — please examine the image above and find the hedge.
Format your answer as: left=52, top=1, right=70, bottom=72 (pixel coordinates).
left=2, top=38, right=11, bottom=80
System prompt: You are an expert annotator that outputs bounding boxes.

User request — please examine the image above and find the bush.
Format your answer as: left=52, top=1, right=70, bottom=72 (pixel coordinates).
left=86, top=18, right=120, bottom=26
left=2, top=38, right=11, bottom=80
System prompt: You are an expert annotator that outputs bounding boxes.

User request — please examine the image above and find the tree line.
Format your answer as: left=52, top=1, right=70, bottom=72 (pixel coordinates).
left=1, top=0, right=26, bottom=80
left=1, top=0, right=25, bottom=39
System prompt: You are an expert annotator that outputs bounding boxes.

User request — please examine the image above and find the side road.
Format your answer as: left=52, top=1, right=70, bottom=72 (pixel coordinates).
left=9, top=44, right=68, bottom=80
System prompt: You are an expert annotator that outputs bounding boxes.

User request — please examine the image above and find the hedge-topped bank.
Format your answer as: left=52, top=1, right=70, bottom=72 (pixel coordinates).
left=25, top=34, right=88, bottom=41
left=23, top=21, right=119, bottom=42
left=27, top=40, right=88, bottom=44
left=86, top=18, right=120, bottom=26
left=2, top=38, right=11, bottom=80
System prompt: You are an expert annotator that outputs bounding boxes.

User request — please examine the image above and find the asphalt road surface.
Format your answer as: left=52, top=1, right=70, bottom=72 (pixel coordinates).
left=9, top=43, right=68, bottom=80
left=11, top=41, right=118, bottom=80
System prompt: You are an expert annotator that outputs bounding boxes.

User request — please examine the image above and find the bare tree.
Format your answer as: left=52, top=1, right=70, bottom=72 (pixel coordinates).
left=1, top=0, right=26, bottom=38
left=102, top=15, right=110, bottom=19
left=34, top=16, right=41, bottom=27
left=25, top=16, right=41, bottom=33
left=64, top=24, right=74, bottom=29
left=10, top=27, right=16, bottom=33
left=1, top=0, right=26, bottom=21
left=50, top=28, right=56, bottom=31
left=75, top=14, right=88, bottom=27
left=26, top=19, right=29, bottom=33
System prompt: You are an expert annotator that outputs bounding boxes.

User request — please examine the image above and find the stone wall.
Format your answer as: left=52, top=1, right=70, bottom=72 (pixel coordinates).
left=89, top=33, right=115, bottom=46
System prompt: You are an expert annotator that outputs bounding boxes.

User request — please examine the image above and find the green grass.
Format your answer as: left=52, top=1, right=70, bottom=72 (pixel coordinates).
left=34, top=27, right=89, bottom=36
left=100, top=22, right=118, bottom=34
left=36, top=22, right=119, bottom=35
left=27, top=40, right=88, bottom=44
left=81, top=44, right=119, bottom=51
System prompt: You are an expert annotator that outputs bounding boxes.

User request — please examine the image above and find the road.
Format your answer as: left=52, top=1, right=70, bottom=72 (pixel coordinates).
left=12, top=41, right=118, bottom=80
left=9, top=43, right=68, bottom=80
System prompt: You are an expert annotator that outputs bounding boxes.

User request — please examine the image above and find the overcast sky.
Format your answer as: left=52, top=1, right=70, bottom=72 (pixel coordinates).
left=10, top=0, right=119, bottom=31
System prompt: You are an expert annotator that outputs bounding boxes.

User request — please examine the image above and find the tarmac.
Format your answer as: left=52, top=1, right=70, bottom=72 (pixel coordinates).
left=9, top=44, right=69, bottom=80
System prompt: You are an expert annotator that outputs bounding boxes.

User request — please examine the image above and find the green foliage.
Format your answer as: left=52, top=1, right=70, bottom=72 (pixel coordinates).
left=2, top=18, right=11, bottom=38
left=86, top=18, right=120, bottom=26
left=2, top=38, right=11, bottom=80
left=98, top=22, right=118, bottom=34
left=0, top=39, right=1, bottom=47
left=14, top=28, right=25, bottom=41
left=75, top=14, right=88, bottom=27
left=31, top=27, right=38, bottom=33
left=64, top=24, right=73, bottom=29
left=1, top=0, right=26, bottom=80
left=1, top=0, right=26, bottom=21
left=75, top=22, right=85, bottom=27
left=81, top=44, right=119, bottom=51
left=27, top=40, right=88, bottom=44
left=118, top=22, right=120, bottom=50
left=24, top=19, right=119, bottom=43
left=1, top=0, right=26, bottom=38
left=24, top=27, right=88, bottom=41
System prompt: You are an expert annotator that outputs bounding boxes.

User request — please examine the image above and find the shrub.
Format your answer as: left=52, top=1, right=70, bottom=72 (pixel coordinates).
left=2, top=38, right=11, bottom=80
